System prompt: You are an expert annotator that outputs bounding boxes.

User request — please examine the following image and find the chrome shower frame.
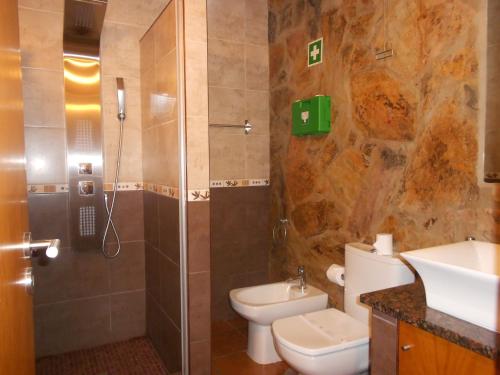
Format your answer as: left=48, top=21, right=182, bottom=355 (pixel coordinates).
left=175, top=0, right=189, bottom=373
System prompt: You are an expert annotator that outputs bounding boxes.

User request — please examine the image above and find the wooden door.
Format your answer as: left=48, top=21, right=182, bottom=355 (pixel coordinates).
left=399, top=321, right=496, bottom=375
left=0, top=1, right=36, bottom=374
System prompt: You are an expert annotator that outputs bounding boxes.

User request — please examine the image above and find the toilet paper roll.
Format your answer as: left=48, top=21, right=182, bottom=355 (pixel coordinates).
left=326, top=264, right=345, bottom=287
left=373, top=233, right=393, bottom=256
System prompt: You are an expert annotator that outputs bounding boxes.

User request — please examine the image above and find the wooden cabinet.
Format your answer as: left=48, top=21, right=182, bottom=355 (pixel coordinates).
left=371, top=310, right=398, bottom=375
left=398, top=322, right=497, bottom=375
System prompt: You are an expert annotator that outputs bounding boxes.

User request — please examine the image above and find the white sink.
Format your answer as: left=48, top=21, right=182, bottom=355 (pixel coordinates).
left=401, top=241, right=500, bottom=332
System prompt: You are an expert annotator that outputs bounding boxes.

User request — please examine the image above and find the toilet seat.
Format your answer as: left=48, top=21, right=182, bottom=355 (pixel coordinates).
left=272, top=308, right=369, bottom=356
left=272, top=308, right=369, bottom=375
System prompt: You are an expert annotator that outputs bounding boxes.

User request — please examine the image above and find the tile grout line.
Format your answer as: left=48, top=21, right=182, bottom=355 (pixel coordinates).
left=35, top=288, right=146, bottom=308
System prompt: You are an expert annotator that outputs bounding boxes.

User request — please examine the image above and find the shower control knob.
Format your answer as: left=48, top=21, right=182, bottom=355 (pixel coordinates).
left=78, top=163, right=93, bottom=175
left=78, top=181, right=95, bottom=195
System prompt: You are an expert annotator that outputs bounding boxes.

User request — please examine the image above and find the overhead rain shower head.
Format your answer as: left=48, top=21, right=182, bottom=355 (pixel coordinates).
left=63, top=0, right=108, bottom=57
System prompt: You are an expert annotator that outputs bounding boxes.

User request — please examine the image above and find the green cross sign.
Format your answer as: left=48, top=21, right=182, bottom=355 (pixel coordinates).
left=308, top=38, right=323, bottom=67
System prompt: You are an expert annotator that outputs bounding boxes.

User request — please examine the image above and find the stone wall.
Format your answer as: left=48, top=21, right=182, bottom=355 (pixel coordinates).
left=268, top=0, right=499, bottom=308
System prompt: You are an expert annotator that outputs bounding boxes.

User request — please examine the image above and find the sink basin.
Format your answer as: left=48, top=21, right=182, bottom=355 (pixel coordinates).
left=230, top=282, right=327, bottom=325
left=401, top=241, right=500, bottom=332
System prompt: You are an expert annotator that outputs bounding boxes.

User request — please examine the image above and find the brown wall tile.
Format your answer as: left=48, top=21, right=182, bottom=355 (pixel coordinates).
left=188, top=271, right=210, bottom=343
left=110, top=290, right=146, bottom=342
left=33, top=247, right=109, bottom=306
left=158, top=195, right=180, bottom=264
left=143, top=191, right=159, bottom=248
left=210, top=186, right=270, bottom=320
left=108, top=241, right=146, bottom=292
left=35, top=296, right=111, bottom=357
left=145, top=243, right=161, bottom=303
left=159, top=253, right=181, bottom=328
left=187, top=201, right=210, bottom=273
left=106, top=191, right=145, bottom=243
left=28, top=192, right=70, bottom=248
left=189, top=339, right=211, bottom=375
left=160, top=313, right=182, bottom=373
left=31, top=191, right=146, bottom=356
left=146, top=292, right=162, bottom=353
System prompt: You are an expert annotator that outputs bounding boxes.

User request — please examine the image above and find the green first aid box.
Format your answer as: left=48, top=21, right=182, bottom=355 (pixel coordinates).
left=292, top=95, right=331, bottom=136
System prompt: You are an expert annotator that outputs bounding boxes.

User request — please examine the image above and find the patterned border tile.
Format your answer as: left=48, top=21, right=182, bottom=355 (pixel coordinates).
left=103, top=182, right=144, bottom=191
left=28, top=184, right=69, bottom=193
left=209, top=178, right=270, bottom=188
left=188, top=189, right=210, bottom=202
left=144, top=183, right=179, bottom=199
left=144, top=183, right=210, bottom=201
left=28, top=179, right=270, bottom=195
left=29, top=182, right=144, bottom=194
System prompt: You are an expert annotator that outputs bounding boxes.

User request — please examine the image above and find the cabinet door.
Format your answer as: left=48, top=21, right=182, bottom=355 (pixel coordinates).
left=398, top=321, right=497, bottom=375
left=371, top=310, right=398, bottom=375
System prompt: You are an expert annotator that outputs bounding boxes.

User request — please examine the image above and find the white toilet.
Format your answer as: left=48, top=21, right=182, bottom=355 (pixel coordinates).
left=272, top=243, right=415, bottom=375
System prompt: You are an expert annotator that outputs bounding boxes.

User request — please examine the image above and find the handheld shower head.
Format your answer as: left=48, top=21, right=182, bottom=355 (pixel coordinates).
left=116, top=77, right=125, bottom=120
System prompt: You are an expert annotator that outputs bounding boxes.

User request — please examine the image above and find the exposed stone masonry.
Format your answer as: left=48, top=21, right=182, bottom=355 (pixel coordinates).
left=269, top=0, right=499, bottom=308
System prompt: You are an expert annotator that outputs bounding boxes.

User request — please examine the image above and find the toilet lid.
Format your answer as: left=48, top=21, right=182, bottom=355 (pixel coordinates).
left=272, top=308, right=369, bottom=356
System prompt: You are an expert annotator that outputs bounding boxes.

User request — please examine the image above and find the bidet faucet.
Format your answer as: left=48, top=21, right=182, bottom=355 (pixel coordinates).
left=287, top=265, right=307, bottom=292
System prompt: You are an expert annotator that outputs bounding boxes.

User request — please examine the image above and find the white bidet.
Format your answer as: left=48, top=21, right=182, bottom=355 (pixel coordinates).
left=229, top=282, right=328, bottom=364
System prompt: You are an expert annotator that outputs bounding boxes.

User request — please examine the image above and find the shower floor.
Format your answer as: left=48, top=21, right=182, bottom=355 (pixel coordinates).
left=36, top=337, right=168, bottom=375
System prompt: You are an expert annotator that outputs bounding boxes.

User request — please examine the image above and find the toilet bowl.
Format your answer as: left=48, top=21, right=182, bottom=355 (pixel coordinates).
left=230, top=282, right=328, bottom=364
left=270, top=243, right=415, bottom=374
left=272, top=308, right=369, bottom=375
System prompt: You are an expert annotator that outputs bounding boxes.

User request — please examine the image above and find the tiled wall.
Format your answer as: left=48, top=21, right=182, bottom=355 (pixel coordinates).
left=485, top=0, right=500, bottom=180
left=183, top=1, right=211, bottom=373
left=144, top=191, right=181, bottom=373
left=30, top=190, right=145, bottom=357
left=210, top=187, right=270, bottom=321
left=141, top=1, right=178, bottom=189
left=140, top=3, right=182, bottom=373
left=207, top=0, right=270, bottom=181
left=18, top=0, right=167, bottom=358
left=268, top=0, right=500, bottom=308
left=207, top=0, right=272, bottom=327
left=19, top=0, right=167, bottom=186
left=141, top=1, right=212, bottom=373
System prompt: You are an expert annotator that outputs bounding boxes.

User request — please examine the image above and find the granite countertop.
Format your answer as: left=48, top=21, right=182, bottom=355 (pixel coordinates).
left=360, top=281, right=500, bottom=360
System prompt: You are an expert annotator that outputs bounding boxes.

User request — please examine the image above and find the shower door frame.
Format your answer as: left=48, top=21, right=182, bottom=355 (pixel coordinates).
left=174, top=0, right=189, bottom=373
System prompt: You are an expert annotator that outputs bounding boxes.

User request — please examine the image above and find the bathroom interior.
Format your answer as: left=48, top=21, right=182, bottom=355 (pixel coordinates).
left=0, top=0, right=499, bottom=375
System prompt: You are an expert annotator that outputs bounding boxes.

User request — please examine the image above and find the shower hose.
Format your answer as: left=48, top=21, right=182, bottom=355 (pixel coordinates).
left=101, top=113, right=125, bottom=258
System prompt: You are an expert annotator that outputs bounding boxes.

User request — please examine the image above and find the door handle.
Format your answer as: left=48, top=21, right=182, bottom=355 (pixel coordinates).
left=23, top=232, right=60, bottom=259
left=401, top=344, right=414, bottom=351
left=21, top=268, right=35, bottom=295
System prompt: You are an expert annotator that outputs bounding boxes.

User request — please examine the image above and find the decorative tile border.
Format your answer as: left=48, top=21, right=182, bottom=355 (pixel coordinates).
left=209, top=178, right=270, bottom=188
left=29, top=182, right=144, bottom=194
left=188, top=189, right=210, bottom=202
left=28, top=184, right=69, bottom=193
left=144, top=183, right=179, bottom=199
left=103, top=182, right=144, bottom=191
left=144, top=183, right=210, bottom=202
left=29, top=179, right=270, bottom=196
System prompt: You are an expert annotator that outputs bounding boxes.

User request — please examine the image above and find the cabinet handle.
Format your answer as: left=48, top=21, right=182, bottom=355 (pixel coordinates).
left=401, top=344, right=414, bottom=351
